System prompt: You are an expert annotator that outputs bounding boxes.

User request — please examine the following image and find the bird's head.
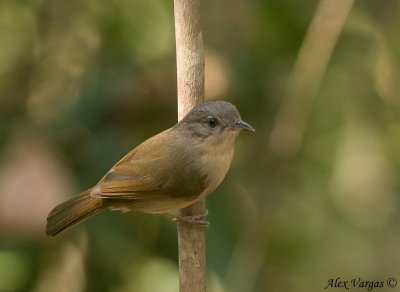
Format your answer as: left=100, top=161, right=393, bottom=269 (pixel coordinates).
left=175, top=101, right=254, bottom=143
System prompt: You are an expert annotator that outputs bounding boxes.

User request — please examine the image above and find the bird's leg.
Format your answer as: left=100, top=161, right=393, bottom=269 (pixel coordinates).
left=164, top=209, right=209, bottom=228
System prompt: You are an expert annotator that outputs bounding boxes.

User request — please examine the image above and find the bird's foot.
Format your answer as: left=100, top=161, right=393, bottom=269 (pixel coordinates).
left=165, top=209, right=209, bottom=228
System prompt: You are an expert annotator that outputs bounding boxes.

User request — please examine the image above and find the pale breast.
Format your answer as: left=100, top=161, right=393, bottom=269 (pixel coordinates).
left=198, top=132, right=236, bottom=197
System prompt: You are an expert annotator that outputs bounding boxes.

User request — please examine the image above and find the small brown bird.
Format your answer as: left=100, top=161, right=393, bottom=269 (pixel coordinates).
left=46, top=101, right=254, bottom=236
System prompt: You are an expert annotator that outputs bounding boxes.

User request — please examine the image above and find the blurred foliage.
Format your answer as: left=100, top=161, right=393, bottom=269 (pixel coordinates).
left=1, top=0, right=400, bottom=291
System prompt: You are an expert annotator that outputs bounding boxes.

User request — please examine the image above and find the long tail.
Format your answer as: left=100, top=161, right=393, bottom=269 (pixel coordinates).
left=46, top=189, right=104, bottom=236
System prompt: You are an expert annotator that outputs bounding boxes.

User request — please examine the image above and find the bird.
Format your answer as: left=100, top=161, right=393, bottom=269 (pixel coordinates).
left=45, top=101, right=254, bottom=236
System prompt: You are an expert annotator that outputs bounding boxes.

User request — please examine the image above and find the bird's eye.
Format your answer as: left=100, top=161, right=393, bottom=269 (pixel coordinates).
left=206, top=117, right=218, bottom=128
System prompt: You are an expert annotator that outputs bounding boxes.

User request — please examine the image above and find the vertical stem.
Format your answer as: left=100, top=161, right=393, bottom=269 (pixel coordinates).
left=270, top=0, right=354, bottom=158
left=174, top=0, right=206, bottom=291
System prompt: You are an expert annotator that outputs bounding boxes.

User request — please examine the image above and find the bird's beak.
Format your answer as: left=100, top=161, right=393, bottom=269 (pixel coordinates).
left=234, top=119, right=255, bottom=132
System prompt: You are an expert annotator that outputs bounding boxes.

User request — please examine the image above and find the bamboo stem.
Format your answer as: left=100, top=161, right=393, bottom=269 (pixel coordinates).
left=174, top=0, right=206, bottom=291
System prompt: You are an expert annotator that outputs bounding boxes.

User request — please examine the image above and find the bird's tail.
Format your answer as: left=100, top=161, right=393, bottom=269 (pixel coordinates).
left=46, top=189, right=104, bottom=236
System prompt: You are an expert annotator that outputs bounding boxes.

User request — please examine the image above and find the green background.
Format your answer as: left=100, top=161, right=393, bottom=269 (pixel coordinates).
left=1, top=0, right=400, bottom=291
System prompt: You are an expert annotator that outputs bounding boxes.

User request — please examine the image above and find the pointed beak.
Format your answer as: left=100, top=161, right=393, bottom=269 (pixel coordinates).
left=234, top=119, right=255, bottom=132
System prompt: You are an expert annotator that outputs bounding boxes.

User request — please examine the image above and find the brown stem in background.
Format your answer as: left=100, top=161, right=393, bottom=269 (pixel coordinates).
left=270, top=0, right=354, bottom=158
left=174, top=0, right=206, bottom=291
